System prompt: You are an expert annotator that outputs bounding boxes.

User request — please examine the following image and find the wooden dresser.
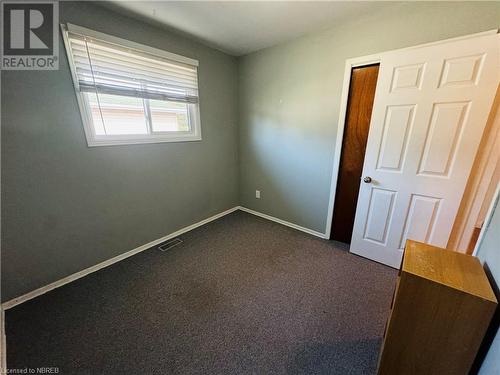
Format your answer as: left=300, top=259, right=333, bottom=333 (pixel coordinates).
left=377, top=240, right=497, bottom=375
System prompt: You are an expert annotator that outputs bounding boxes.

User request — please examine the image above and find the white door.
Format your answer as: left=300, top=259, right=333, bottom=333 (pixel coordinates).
left=350, top=32, right=499, bottom=268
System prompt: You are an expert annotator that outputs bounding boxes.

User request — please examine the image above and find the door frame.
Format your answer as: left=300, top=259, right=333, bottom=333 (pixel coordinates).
left=448, top=85, right=500, bottom=252
left=324, top=29, right=498, bottom=241
left=326, top=56, right=381, bottom=240
left=472, top=182, right=500, bottom=256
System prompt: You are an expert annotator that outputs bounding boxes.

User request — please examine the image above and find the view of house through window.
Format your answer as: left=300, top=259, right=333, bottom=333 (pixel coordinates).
left=87, top=94, right=190, bottom=135
left=149, top=99, right=189, bottom=132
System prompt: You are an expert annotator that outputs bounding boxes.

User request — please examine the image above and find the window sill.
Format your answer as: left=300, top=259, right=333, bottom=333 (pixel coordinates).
left=86, top=134, right=202, bottom=147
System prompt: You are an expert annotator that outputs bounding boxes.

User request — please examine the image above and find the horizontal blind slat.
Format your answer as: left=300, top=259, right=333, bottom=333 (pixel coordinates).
left=72, top=55, right=198, bottom=89
left=75, top=67, right=199, bottom=93
left=75, top=69, right=197, bottom=95
left=70, top=36, right=196, bottom=73
left=79, top=83, right=199, bottom=104
left=70, top=46, right=198, bottom=77
left=66, top=31, right=199, bottom=102
left=71, top=50, right=198, bottom=81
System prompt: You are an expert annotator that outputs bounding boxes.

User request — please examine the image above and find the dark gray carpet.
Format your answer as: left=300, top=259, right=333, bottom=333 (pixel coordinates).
left=6, top=211, right=396, bottom=374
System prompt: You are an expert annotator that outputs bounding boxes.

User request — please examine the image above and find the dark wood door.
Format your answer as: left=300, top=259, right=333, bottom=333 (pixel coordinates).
left=330, top=64, right=379, bottom=243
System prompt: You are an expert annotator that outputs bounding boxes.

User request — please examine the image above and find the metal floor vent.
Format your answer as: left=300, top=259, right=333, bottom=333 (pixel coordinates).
left=158, top=238, right=183, bottom=252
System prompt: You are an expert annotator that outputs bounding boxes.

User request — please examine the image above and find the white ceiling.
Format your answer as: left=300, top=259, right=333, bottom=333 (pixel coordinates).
left=106, top=1, right=395, bottom=56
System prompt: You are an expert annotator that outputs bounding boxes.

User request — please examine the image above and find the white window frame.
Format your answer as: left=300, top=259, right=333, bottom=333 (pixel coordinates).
left=61, top=23, right=202, bottom=147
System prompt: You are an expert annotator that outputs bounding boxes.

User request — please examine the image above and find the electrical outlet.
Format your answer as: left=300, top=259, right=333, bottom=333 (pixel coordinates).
left=255, top=190, right=261, bottom=199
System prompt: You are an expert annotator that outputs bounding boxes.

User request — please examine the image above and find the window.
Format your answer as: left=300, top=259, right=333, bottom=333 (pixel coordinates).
left=61, top=24, right=201, bottom=146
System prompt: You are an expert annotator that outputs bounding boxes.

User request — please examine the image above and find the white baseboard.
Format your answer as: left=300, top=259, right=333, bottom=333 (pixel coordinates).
left=2, top=206, right=239, bottom=310
left=238, top=206, right=326, bottom=239
left=0, top=308, right=5, bottom=372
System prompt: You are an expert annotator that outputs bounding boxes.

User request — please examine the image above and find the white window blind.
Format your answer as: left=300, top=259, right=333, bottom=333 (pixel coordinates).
left=61, top=23, right=202, bottom=146
left=67, top=33, right=199, bottom=104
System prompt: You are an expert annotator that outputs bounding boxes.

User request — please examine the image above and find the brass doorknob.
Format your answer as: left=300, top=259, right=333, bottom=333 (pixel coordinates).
left=363, top=176, right=372, bottom=183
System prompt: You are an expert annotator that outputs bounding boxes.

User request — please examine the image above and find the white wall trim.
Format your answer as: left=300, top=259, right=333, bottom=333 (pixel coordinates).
left=450, top=85, right=500, bottom=252
left=0, top=308, right=5, bottom=373
left=2, top=206, right=239, bottom=310
left=324, top=55, right=381, bottom=240
left=238, top=206, right=326, bottom=239
left=473, top=183, right=500, bottom=256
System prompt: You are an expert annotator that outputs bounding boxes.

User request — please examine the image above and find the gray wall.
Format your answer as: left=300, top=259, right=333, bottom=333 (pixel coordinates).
left=238, top=1, right=500, bottom=234
left=476, top=188, right=500, bottom=375
left=1, top=2, right=239, bottom=301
